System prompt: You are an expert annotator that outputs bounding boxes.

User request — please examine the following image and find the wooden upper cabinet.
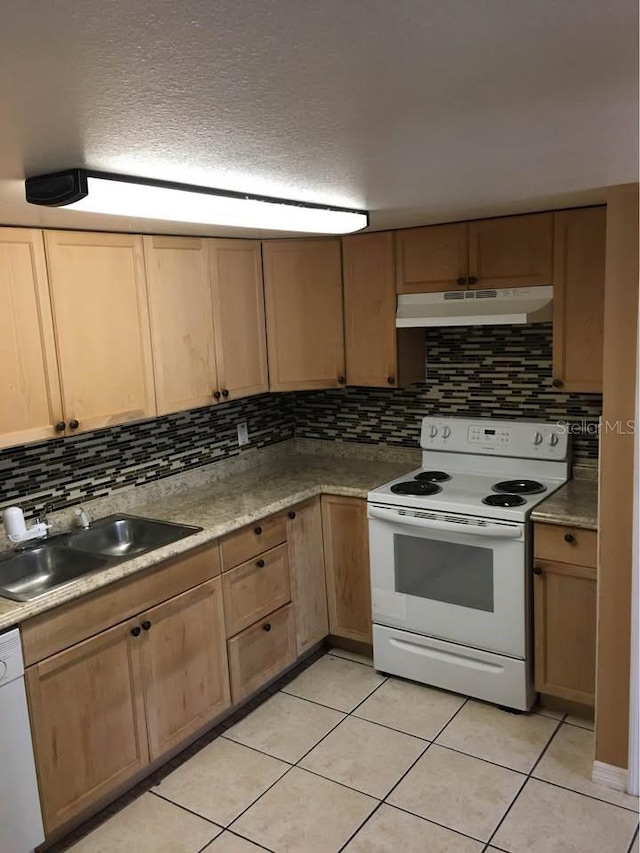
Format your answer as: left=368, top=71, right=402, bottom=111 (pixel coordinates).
left=0, top=228, right=63, bottom=448
left=44, top=231, right=156, bottom=434
left=343, top=231, right=424, bottom=388
left=321, top=495, right=372, bottom=644
left=552, top=207, right=606, bottom=393
left=144, top=236, right=219, bottom=415
left=26, top=618, right=149, bottom=833
left=209, top=239, right=269, bottom=401
left=395, top=222, right=468, bottom=293
left=468, top=212, right=553, bottom=289
left=140, top=577, right=231, bottom=760
left=262, top=239, right=345, bottom=391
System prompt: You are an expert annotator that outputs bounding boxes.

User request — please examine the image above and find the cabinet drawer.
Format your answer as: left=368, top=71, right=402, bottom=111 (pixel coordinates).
left=227, top=603, right=296, bottom=703
left=223, top=544, right=291, bottom=637
left=22, top=542, right=221, bottom=666
left=220, top=514, right=287, bottom=571
left=534, top=523, right=597, bottom=568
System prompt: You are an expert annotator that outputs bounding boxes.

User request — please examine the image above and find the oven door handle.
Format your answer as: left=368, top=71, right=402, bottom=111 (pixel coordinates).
left=367, top=505, right=522, bottom=538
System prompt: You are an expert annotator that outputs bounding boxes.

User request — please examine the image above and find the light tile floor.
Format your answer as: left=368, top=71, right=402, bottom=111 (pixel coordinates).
left=66, top=650, right=639, bottom=853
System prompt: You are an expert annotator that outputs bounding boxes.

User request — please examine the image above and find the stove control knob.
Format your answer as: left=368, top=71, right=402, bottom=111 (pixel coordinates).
left=429, top=425, right=438, bottom=438
left=548, top=433, right=559, bottom=446
left=533, top=431, right=543, bottom=446
left=442, top=426, right=451, bottom=439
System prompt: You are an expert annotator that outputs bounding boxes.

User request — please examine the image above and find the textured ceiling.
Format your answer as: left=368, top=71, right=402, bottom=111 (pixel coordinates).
left=0, top=0, right=637, bottom=237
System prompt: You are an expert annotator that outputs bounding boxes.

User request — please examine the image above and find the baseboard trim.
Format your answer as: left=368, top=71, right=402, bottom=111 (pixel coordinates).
left=592, top=760, right=629, bottom=792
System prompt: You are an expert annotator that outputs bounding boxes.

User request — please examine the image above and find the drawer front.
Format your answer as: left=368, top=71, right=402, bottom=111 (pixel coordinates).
left=223, top=544, right=291, bottom=638
left=220, top=513, right=287, bottom=571
left=22, top=543, right=221, bottom=666
left=534, top=523, right=597, bottom=568
left=227, top=603, right=296, bottom=703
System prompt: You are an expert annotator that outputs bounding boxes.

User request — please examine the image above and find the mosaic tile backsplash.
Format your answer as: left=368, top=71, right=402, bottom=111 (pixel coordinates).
left=0, top=323, right=601, bottom=519
left=0, top=394, right=294, bottom=518
left=295, top=323, right=602, bottom=460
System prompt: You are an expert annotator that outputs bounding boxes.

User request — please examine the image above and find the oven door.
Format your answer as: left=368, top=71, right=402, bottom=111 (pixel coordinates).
left=368, top=502, right=528, bottom=658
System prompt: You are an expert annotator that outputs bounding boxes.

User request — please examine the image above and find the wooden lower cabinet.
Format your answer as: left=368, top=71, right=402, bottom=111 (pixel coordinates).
left=140, top=578, right=230, bottom=760
left=321, top=495, right=372, bottom=643
left=26, top=573, right=230, bottom=836
left=227, top=603, right=297, bottom=703
left=222, top=544, right=291, bottom=638
left=533, top=523, right=598, bottom=706
left=287, top=499, right=329, bottom=654
left=26, top=618, right=149, bottom=834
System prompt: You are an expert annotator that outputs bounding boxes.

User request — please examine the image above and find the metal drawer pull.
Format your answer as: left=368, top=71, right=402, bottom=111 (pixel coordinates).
left=262, top=623, right=271, bottom=632
left=256, top=559, right=265, bottom=568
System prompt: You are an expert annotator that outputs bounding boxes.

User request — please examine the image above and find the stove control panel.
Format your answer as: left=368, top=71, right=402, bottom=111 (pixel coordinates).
left=420, top=417, right=569, bottom=460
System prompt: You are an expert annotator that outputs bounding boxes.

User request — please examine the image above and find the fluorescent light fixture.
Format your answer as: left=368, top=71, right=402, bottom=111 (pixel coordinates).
left=25, top=168, right=368, bottom=234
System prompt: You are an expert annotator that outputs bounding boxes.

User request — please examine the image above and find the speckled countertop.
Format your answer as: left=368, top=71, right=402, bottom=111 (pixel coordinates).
left=0, top=441, right=418, bottom=632
left=530, top=473, right=599, bottom=530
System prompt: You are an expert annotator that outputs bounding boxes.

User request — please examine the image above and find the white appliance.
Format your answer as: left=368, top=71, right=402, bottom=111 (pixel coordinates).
left=368, top=416, right=570, bottom=711
left=395, top=285, right=553, bottom=327
left=0, top=628, right=45, bottom=853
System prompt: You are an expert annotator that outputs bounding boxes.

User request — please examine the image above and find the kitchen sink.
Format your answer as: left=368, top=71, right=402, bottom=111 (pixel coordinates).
left=0, top=514, right=202, bottom=602
left=0, top=546, right=109, bottom=602
left=66, top=514, right=200, bottom=558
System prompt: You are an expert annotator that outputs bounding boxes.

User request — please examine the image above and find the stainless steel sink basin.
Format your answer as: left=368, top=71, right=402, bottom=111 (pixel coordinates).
left=66, top=515, right=201, bottom=558
left=0, top=546, right=109, bottom=602
left=0, top=514, right=202, bottom=602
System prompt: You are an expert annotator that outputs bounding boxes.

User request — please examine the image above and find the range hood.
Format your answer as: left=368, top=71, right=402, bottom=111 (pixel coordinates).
left=396, top=286, right=553, bottom=328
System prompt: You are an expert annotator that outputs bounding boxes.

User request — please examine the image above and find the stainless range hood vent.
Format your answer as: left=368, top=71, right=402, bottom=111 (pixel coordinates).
left=396, top=286, right=553, bottom=328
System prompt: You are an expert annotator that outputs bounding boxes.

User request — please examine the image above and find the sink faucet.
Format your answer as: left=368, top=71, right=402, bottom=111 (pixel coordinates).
left=2, top=505, right=51, bottom=547
left=74, top=507, right=92, bottom=529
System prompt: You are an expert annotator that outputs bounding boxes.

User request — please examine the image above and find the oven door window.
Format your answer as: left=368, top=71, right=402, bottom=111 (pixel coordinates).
left=394, top=534, right=494, bottom=613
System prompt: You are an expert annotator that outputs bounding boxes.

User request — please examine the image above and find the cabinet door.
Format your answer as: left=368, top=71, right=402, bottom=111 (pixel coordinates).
left=395, top=222, right=468, bottom=293
left=140, top=578, right=231, bottom=760
left=26, top=619, right=148, bottom=834
left=0, top=228, right=63, bottom=448
left=534, top=560, right=597, bottom=705
left=144, top=236, right=219, bottom=415
left=287, top=499, right=329, bottom=654
left=262, top=239, right=345, bottom=391
left=44, top=231, right=156, bottom=433
left=468, top=213, right=553, bottom=289
left=552, top=207, right=606, bottom=393
left=321, top=495, right=372, bottom=643
left=210, top=239, right=269, bottom=401
left=223, top=544, right=291, bottom=638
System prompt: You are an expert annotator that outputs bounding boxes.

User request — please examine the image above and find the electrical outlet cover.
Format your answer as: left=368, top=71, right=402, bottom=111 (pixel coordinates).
left=237, top=422, right=249, bottom=446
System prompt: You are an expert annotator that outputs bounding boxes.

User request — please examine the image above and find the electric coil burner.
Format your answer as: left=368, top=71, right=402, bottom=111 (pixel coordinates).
left=493, top=479, right=546, bottom=495
left=415, top=471, right=451, bottom=483
left=482, top=493, right=527, bottom=508
left=390, top=481, right=442, bottom=496
left=367, top=416, right=571, bottom=713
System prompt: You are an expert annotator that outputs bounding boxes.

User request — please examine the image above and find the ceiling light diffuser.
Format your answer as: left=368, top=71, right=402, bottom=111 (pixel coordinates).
left=25, top=169, right=368, bottom=234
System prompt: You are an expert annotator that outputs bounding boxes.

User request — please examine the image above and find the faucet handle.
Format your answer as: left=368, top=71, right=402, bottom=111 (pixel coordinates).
left=74, top=507, right=92, bottom=529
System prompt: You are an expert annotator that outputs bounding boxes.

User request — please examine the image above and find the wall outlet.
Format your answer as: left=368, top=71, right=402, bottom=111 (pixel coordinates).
left=237, top=421, right=249, bottom=446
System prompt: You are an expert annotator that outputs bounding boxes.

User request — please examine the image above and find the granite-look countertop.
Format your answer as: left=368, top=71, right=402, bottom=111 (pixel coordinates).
left=0, top=443, right=418, bottom=632
left=530, top=476, right=599, bottom=530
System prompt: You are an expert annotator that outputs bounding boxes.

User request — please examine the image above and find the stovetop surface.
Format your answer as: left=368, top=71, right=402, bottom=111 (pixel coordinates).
left=368, top=467, right=567, bottom=522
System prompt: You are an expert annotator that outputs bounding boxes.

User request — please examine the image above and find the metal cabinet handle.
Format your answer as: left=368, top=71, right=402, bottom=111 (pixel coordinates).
left=254, top=526, right=262, bottom=535
left=288, top=511, right=296, bottom=520
left=468, top=276, right=478, bottom=285
left=564, top=533, right=575, bottom=543
left=262, top=623, right=272, bottom=632
left=533, top=566, right=543, bottom=575
left=387, top=376, right=396, bottom=385
left=54, top=421, right=66, bottom=432
left=222, top=389, right=229, bottom=398
left=456, top=277, right=467, bottom=286
left=552, top=379, right=564, bottom=389
left=141, top=620, right=152, bottom=631
left=131, top=626, right=141, bottom=637
left=256, top=559, right=265, bottom=568
left=69, top=419, right=80, bottom=429
left=213, top=390, right=221, bottom=400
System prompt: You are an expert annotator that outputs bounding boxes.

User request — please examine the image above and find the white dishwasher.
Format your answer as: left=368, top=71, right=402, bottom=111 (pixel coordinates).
left=0, top=628, right=45, bottom=853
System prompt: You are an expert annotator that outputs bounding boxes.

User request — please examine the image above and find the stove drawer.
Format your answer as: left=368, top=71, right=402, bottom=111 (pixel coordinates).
left=222, top=544, right=291, bottom=638
left=220, top=514, right=287, bottom=571
left=534, top=523, right=597, bottom=568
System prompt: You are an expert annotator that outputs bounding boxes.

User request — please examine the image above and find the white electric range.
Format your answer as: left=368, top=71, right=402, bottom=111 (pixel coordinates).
left=367, top=416, right=570, bottom=711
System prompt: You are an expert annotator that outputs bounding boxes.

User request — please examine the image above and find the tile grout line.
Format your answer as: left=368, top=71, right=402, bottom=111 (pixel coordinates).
left=627, top=823, right=639, bottom=853
left=483, top=714, right=566, bottom=848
